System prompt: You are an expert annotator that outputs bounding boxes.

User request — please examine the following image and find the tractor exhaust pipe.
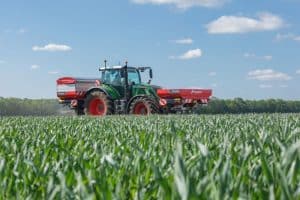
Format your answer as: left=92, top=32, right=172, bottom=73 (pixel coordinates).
left=124, top=61, right=130, bottom=101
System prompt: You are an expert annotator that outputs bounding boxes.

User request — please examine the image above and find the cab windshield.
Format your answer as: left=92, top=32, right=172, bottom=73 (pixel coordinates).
left=100, top=68, right=141, bottom=85
left=128, top=69, right=141, bottom=85
left=100, top=69, right=122, bottom=85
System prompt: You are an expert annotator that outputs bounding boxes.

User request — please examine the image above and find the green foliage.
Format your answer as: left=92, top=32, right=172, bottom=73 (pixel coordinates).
left=0, top=114, right=299, bottom=199
left=0, top=97, right=60, bottom=116
left=1, top=97, right=300, bottom=116
left=197, top=98, right=300, bottom=114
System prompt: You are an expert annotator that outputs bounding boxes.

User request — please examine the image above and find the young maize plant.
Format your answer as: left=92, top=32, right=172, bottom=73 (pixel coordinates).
left=0, top=114, right=299, bottom=199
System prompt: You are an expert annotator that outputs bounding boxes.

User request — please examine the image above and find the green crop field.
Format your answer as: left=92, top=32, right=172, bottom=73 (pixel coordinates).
left=0, top=114, right=299, bottom=199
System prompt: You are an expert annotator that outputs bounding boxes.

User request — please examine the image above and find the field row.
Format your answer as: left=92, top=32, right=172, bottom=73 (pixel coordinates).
left=0, top=114, right=299, bottom=199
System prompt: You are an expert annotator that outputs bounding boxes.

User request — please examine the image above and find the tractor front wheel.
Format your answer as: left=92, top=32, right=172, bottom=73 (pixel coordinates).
left=84, top=91, right=113, bottom=116
left=129, top=97, right=159, bottom=115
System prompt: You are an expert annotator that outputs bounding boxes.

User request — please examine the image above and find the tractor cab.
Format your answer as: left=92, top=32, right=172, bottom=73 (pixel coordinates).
left=99, top=63, right=154, bottom=98
left=99, top=66, right=152, bottom=86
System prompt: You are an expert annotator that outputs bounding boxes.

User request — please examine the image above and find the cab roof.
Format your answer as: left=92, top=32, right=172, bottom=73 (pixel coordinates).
left=99, top=65, right=151, bottom=71
left=99, top=65, right=136, bottom=70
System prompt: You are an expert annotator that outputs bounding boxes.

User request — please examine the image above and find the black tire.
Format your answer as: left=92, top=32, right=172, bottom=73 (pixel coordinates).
left=129, top=97, right=159, bottom=115
left=84, top=91, right=113, bottom=116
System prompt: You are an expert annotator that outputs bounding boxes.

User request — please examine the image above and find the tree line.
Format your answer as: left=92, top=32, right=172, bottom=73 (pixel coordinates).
left=0, top=97, right=61, bottom=116
left=1, top=97, right=300, bottom=116
left=196, top=98, right=300, bottom=114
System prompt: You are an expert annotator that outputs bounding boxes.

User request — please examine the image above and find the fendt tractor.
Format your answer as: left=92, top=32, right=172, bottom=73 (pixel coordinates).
left=56, top=61, right=212, bottom=116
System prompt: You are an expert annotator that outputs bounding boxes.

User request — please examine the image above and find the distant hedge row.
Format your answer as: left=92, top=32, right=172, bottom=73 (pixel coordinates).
left=1, top=97, right=300, bottom=116
left=0, top=97, right=61, bottom=116
left=196, top=98, right=300, bottom=114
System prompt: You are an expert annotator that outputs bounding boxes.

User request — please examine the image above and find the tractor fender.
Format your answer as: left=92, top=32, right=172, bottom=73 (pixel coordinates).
left=126, top=95, right=158, bottom=113
left=84, top=87, right=111, bottom=99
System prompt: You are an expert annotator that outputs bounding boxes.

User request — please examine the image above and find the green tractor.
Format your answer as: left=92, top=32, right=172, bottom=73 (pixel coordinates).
left=57, top=61, right=164, bottom=115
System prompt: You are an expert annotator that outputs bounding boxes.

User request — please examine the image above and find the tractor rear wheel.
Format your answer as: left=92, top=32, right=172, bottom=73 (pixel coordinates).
left=84, top=91, right=113, bottom=116
left=129, top=97, right=159, bottom=115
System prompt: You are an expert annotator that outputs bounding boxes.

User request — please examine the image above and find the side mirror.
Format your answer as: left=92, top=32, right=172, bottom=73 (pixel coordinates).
left=149, top=69, right=153, bottom=79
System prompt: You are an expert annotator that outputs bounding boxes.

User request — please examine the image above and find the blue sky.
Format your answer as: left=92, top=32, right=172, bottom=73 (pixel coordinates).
left=0, top=0, right=300, bottom=99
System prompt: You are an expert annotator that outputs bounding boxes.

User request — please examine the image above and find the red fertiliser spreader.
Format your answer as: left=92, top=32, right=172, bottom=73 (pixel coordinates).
left=157, top=88, right=212, bottom=113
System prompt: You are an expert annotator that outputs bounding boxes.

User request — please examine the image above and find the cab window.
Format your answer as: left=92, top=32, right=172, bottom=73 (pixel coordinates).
left=101, top=69, right=123, bottom=85
left=128, top=69, right=141, bottom=85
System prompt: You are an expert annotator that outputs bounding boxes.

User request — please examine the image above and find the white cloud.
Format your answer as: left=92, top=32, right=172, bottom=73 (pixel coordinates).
left=296, top=70, right=300, bottom=74
left=208, top=71, right=216, bottom=76
left=179, top=48, right=202, bottom=59
left=0, top=60, right=5, bottom=64
left=30, top=65, right=40, bottom=70
left=207, top=12, right=284, bottom=34
left=276, top=33, right=300, bottom=41
left=4, top=28, right=27, bottom=34
left=131, top=0, right=226, bottom=9
left=48, top=71, right=59, bottom=75
left=244, top=53, right=255, bottom=58
left=170, top=48, right=202, bottom=60
left=259, top=84, right=272, bottom=89
left=248, top=69, right=291, bottom=81
left=18, top=28, right=27, bottom=34
left=263, top=55, right=273, bottom=61
left=174, top=38, right=193, bottom=44
left=32, top=43, right=72, bottom=52
left=244, top=53, right=272, bottom=61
